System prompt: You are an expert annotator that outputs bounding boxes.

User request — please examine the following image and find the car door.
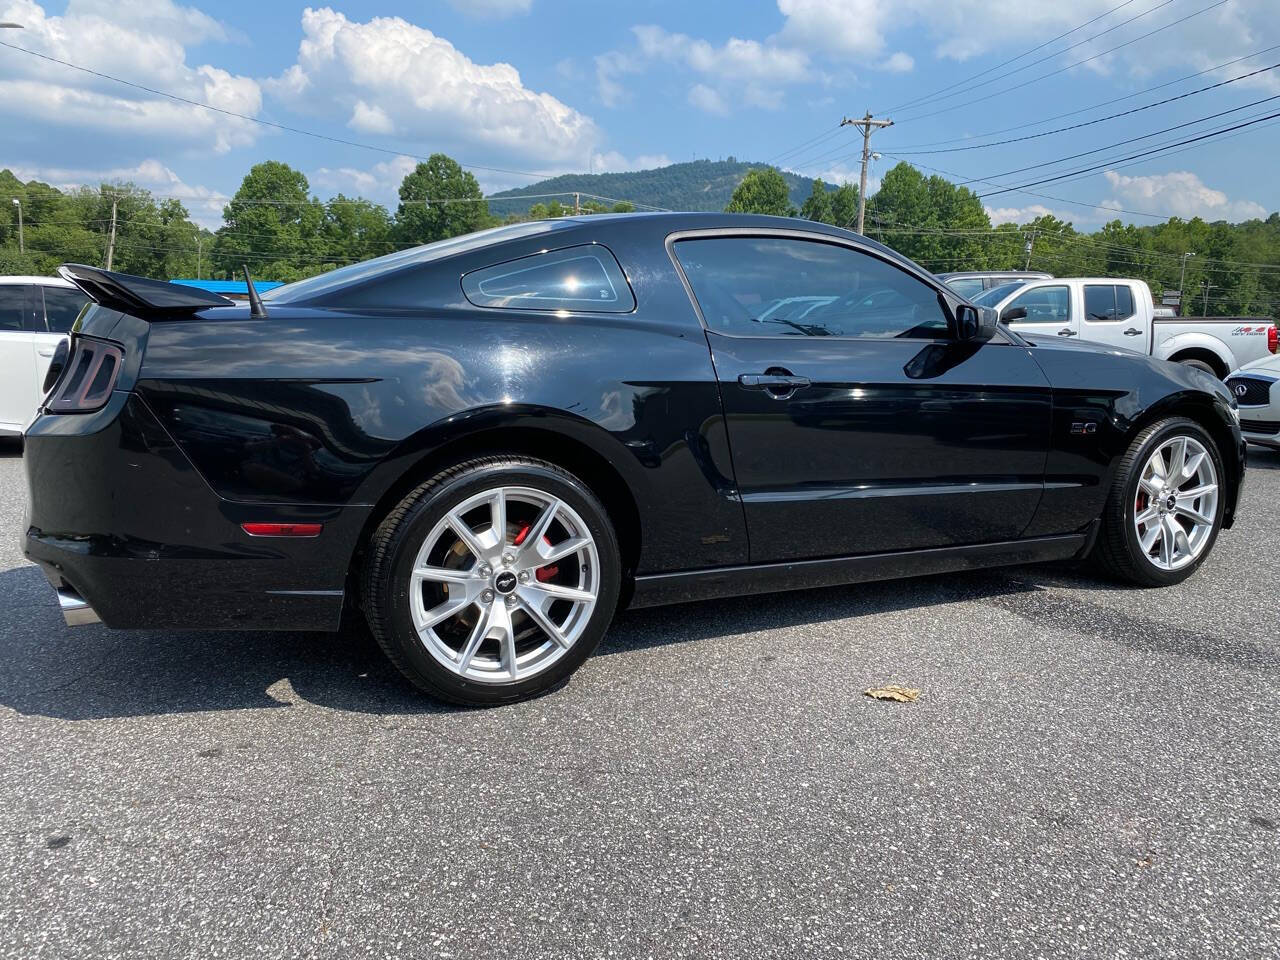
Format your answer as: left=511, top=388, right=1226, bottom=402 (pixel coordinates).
left=0, top=284, right=36, bottom=433
left=1001, top=282, right=1078, bottom=342
left=1080, top=282, right=1147, bottom=353
left=671, top=230, right=1053, bottom=563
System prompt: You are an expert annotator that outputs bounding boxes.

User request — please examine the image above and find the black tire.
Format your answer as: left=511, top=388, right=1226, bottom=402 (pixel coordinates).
left=360, top=456, right=621, bottom=706
left=1178, top=358, right=1219, bottom=378
left=1091, top=417, right=1225, bottom=587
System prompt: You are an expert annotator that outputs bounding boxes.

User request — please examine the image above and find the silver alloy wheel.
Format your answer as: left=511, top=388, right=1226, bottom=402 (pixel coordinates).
left=409, top=485, right=600, bottom=684
left=1132, top=435, right=1219, bottom=572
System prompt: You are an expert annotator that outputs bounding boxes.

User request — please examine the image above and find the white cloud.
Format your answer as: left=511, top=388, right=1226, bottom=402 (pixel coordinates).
left=878, top=52, right=914, bottom=73
left=776, top=0, right=899, bottom=59
left=1102, top=170, right=1267, bottom=222
left=985, top=203, right=1074, bottom=226
left=10, top=158, right=229, bottom=228
left=445, top=0, right=532, bottom=17
left=0, top=0, right=261, bottom=152
left=591, top=151, right=671, bottom=173
left=310, top=155, right=419, bottom=206
left=266, top=8, right=599, bottom=175
left=687, top=83, right=728, bottom=116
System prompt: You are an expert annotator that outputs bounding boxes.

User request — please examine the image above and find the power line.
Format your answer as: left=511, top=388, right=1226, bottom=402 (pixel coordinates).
left=893, top=0, right=1230, bottom=124
left=891, top=62, right=1280, bottom=157
left=977, top=108, right=1280, bottom=198
left=887, top=44, right=1280, bottom=150
left=884, top=0, right=1156, bottom=113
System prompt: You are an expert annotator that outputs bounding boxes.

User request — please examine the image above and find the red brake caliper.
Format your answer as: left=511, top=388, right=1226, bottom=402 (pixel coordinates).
left=512, top=523, right=559, bottom=582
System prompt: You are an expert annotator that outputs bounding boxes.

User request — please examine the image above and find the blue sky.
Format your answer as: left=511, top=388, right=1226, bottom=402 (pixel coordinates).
left=2, top=0, right=1278, bottom=229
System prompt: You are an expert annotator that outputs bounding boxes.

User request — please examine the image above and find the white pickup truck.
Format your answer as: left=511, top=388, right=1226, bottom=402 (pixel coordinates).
left=974, top=277, right=1278, bottom=378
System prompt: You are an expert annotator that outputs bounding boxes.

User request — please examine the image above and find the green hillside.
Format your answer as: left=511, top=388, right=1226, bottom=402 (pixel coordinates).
left=487, top=158, right=833, bottom=216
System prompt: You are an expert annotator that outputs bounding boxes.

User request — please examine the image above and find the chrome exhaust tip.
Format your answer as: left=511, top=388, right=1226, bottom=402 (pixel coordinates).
left=57, top=587, right=101, bottom=626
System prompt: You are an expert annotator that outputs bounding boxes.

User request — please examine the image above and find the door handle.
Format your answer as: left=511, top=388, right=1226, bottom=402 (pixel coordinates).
left=738, top=371, right=811, bottom=399
left=37, top=347, right=56, bottom=357
left=1057, top=328, right=1077, bottom=337
left=1123, top=328, right=1142, bottom=336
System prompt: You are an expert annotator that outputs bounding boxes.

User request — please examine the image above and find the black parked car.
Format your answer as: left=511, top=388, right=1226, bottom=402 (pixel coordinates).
left=24, top=214, right=1245, bottom=705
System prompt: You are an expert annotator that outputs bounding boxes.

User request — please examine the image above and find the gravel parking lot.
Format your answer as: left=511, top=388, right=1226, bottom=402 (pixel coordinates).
left=0, top=442, right=1277, bottom=959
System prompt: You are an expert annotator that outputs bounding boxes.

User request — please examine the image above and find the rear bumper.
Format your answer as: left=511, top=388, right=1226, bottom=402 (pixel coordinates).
left=22, top=392, right=370, bottom=631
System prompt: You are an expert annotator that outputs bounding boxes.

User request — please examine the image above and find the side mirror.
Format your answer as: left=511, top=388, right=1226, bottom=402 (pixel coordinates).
left=1001, top=305, right=1028, bottom=323
left=955, top=304, right=998, bottom=342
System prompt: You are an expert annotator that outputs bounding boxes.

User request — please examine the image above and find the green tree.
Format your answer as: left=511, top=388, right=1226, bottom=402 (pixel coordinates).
left=800, top=179, right=834, bottom=224
left=830, top=183, right=859, bottom=229
left=394, top=155, right=487, bottom=246
left=724, top=167, right=795, bottom=217
left=324, top=195, right=393, bottom=263
left=213, top=161, right=325, bottom=281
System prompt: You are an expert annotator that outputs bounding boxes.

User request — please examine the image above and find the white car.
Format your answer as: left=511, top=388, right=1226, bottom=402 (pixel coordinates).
left=1226, top=354, right=1280, bottom=449
left=0, top=275, right=90, bottom=437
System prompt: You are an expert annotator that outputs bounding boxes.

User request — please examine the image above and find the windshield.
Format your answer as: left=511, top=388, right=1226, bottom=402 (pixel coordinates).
left=972, top=281, right=1026, bottom=306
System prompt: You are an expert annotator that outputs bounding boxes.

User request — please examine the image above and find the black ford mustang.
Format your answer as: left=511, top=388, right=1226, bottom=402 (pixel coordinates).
left=23, top=214, right=1245, bottom=705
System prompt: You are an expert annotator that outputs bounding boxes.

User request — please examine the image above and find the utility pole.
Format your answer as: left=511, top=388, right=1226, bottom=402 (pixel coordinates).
left=10, top=198, right=21, bottom=254
left=841, top=111, right=893, bottom=235
left=105, top=197, right=118, bottom=271
left=196, top=235, right=203, bottom=280
left=573, top=192, right=581, bottom=216
left=1023, top=230, right=1036, bottom=270
left=1179, top=252, right=1194, bottom=315
left=1201, top=281, right=1216, bottom=316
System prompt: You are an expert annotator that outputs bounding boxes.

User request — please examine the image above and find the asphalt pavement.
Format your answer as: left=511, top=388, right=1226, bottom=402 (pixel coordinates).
left=1, top=440, right=1277, bottom=959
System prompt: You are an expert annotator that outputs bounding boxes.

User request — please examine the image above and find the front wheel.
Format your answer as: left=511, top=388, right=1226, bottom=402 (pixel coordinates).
left=361, top=457, right=621, bottom=705
left=1092, top=418, right=1225, bottom=586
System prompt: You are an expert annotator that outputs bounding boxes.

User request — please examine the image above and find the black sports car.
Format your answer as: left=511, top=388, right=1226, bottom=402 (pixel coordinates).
left=23, top=214, right=1246, bottom=705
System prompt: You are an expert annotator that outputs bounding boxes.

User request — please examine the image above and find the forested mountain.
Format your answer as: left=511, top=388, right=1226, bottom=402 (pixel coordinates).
left=486, top=158, right=827, bottom=216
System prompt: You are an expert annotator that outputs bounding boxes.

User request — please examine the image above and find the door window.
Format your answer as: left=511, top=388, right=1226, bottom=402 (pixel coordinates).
left=0, top=285, right=25, bottom=331
left=1114, top=284, right=1135, bottom=321
left=675, top=236, right=948, bottom=339
left=1004, top=285, right=1069, bottom=324
left=1084, top=284, right=1123, bottom=322
left=40, top=287, right=89, bottom=333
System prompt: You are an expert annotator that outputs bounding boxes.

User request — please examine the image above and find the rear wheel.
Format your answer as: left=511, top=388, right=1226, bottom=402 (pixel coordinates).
left=361, top=457, right=621, bottom=705
left=1178, top=357, right=1219, bottom=377
left=1092, top=418, right=1225, bottom=586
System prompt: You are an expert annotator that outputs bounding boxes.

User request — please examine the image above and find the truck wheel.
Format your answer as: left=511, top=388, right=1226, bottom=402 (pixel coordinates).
left=1178, top=358, right=1218, bottom=377
left=1091, top=418, right=1225, bottom=587
left=361, top=456, right=621, bottom=706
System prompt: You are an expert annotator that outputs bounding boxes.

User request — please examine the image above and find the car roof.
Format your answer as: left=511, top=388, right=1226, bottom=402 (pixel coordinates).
left=0, top=275, right=76, bottom=287
left=266, top=212, right=930, bottom=305
left=939, top=271, right=1053, bottom=280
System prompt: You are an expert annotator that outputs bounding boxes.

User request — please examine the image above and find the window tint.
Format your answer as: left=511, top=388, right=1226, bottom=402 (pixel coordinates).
left=675, top=236, right=948, bottom=339
left=946, top=277, right=985, bottom=298
left=1084, top=284, right=1120, bottom=322
left=41, top=286, right=89, bottom=333
left=1005, top=284, right=1069, bottom=324
left=1114, top=284, right=1135, bottom=321
left=973, top=281, right=1025, bottom=306
left=0, top=285, right=25, bottom=331
left=462, top=244, right=634, bottom=313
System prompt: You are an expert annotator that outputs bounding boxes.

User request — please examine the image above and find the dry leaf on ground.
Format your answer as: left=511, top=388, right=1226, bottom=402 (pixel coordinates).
left=864, top=685, right=921, bottom=703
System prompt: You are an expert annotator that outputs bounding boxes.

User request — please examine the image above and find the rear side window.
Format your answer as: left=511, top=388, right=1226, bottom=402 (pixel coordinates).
left=0, top=285, right=25, bottom=331
left=674, top=235, right=948, bottom=339
left=462, top=244, right=634, bottom=313
left=1084, top=284, right=1135, bottom=322
left=41, top=286, right=89, bottom=333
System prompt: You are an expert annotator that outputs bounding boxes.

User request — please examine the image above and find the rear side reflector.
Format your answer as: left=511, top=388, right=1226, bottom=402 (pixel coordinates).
left=241, top=522, right=324, bottom=538
left=46, top=338, right=124, bottom=413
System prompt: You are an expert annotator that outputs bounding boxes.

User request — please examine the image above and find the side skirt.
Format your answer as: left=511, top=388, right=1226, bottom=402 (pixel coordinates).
left=627, top=533, right=1087, bottom=609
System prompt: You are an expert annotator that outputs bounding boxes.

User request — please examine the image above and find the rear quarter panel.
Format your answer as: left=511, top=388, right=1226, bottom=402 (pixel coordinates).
left=134, top=221, right=747, bottom=575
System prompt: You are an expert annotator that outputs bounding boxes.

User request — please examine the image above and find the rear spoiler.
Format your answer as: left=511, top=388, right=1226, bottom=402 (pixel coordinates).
left=58, top=264, right=234, bottom=317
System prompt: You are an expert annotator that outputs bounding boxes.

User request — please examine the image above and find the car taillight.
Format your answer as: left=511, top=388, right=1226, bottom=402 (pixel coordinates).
left=46, top=337, right=125, bottom=413
left=1270, top=324, right=1278, bottom=354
